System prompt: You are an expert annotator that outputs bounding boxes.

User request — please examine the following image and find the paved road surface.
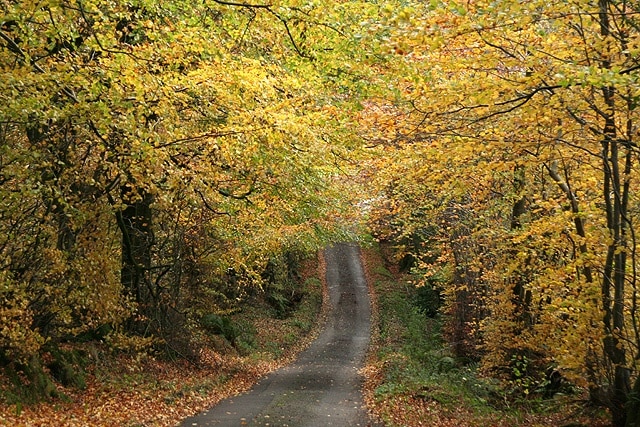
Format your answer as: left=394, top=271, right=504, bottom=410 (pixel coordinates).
left=179, top=243, right=379, bottom=427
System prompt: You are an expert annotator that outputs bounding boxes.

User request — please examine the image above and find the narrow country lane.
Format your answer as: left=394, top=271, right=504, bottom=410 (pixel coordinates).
left=178, top=243, right=380, bottom=427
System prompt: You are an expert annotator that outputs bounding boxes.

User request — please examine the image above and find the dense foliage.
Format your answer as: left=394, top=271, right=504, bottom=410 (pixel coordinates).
left=5, top=0, right=640, bottom=426
left=0, top=0, right=366, bottom=401
left=363, top=244, right=608, bottom=427
left=363, top=1, right=640, bottom=426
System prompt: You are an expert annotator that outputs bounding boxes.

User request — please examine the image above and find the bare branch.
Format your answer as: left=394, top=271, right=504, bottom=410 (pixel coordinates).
left=211, top=0, right=272, bottom=8
left=195, top=189, right=231, bottom=216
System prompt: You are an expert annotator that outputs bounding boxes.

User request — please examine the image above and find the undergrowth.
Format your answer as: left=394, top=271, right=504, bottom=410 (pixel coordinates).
left=363, top=243, right=608, bottom=427
left=371, top=264, right=499, bottom=423
left=0, top=256, right=325, bottom=426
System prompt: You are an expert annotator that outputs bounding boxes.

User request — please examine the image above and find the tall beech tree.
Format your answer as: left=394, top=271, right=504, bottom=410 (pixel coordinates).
left=362, top=1, right=640, bottom=425
left=0, top=0, right=371, bottom=376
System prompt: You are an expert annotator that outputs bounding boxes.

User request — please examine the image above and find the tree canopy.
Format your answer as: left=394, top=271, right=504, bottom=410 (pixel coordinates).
left=4, top=0, right=640, bottom=426
left=0, top=0, right=371, bottom=364
left=362, top=1, right=640, bottom=425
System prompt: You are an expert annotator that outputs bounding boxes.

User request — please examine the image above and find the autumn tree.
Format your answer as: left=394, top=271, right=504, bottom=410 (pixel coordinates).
left=0, top=0, right=374, bottom=397
left=361, top=0, right=640, bottom=425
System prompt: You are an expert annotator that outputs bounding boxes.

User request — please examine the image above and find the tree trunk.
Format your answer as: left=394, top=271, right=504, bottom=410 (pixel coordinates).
left=509, top=164, right=533, bottom=326
left=597, top=2, right=631, bottom=425
left=600, top=80, right=632, bottom=427
left=117, top=187, right=155, bottom=309
left=626, top=375, right=640, bottom=427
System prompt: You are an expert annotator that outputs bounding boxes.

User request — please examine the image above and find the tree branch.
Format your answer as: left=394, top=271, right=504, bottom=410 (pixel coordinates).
left=210, top=0, right=313, bottom=59
left=195, top=189, right=231, bottom=216
left=211, top=0, right=272, bottom=8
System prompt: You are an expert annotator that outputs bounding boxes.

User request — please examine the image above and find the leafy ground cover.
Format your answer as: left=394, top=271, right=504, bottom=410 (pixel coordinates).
left=2, top=244, right=612, bottom=427
left=360, top=243, right=610, bottom=427
left=0, top=257, right=326, bottom=427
